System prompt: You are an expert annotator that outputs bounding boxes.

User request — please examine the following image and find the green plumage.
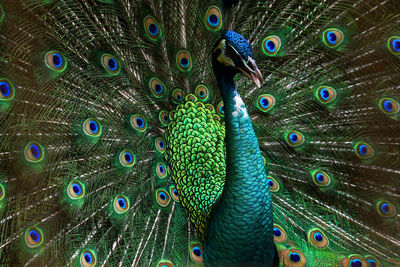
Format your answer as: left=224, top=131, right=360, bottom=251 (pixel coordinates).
left=166, top=95, right=226, bottom=239
left=0, top=0, right=399, bottom=266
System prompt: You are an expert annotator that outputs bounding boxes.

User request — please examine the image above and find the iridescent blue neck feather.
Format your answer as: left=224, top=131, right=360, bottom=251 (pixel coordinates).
left=203, top=69, right=275, bottom=266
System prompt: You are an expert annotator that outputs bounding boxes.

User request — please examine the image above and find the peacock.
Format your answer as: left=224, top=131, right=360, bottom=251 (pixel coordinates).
left=0, top=0, right=399, bottom=266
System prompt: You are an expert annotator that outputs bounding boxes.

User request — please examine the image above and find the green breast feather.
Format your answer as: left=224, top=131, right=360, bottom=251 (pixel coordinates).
left=166, top=94, right=226, bottom=239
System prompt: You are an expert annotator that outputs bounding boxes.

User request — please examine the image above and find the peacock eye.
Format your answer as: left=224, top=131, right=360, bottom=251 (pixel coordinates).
left=102, top=54, right=121, bottom=75
left=315, top=86, right=337, bottom=104
left=262, top=35, right=281, bottom=56
left=149, top=78, right=167, bottom=98
left=379, top=98, right=399, bottom=115
left=273, top=224, right=287, bottom=243
left=67, top=180, right=85, bottom=200
left=0, top=79, right=15, bottom=101
left=308, top=228, right=329, bottom=248
left=25, top=226, right=44, bottom=248
left=377, top=200, right=396, bottom=217
left=312, top=170, right=331, bottom=187
left=130, top=114, right=147, bottom=132
left=388, top=36, right=400, bottom=56
left=285, top=131, right=305, bottom=147
left=83, top=118, right=102, bottom=137
left=24, top=141, right=44, bottom=163
left=155, top=188, right=171, bottom=207
left=266, top=176, right=280, bottom=192
left=176, top=50, right=192, bottom=72
left=119, top=149, right=135, bottom=167
left=169, top=185, right=180, bottom=202
left=80, top=249, right=97, bottom=267
left=172, top=89, right=185, bottom=104
left=155, top=137, right=166, bottom=153
left=159, top=110, right=170, bottom=126
left=114, top=195, right=130, bottom=214
left=144, top=16, right=162, bottom=40
left=256, top=94, right=276, bottom=112
left=195, top=84, right=210, bottom=101
left=354, top=142, right=374, bottom=159
left=204, top=6, right=222, bottom=31
left=217, top=101, right=224, bottom=116
left=156, top=162, right=168, bottom=178
left=322, top=28, right=344, bottom=49
left=45, top=51, right=67, bottom=72
left=190, top=243, right=204, bottom=263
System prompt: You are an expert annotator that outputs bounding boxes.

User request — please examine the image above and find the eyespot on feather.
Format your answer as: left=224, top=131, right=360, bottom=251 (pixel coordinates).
left=149, top=78, right=167, bottom=98
left=156, top=162, right=168, bottom=179
left=155, top=188, right=170, bottom=207
left=80, top=249, right=97, bottom=267
left=155, top=137, right=166, bottom=153
left=280, top=249, right=306, bottom=266
left=256, top=94, right=276, bottom=112
left=285, top=131, right=305, bottom=147
left=67, top=180, right=85, bottom=200
left=204, top=6, right=222, bottom=31
left=354, top=142, right=374, bottom=159
left=262, top=35, right=282, bottom=56
left=0, top=79, right=15, bottom=101
left=315, top=86, right=337, bottom=104
left=113, top=195, right=130, bottom=214
left=172, top=89, right=185, bottom=104
left=176, top=50, right=192, bottom=72
left=24, top=141, right=44, bottom=163
left=25, top=226, right=44, bottom=248
left=83, top=118, right=102, bottom=137
left=119, top=149, right=135, bottom=167
left=144, top=15, right=162, bottom=40
left=379, top=98, right=399, bottom=115
left=312, top=170, right=331, bottom=187
left=322, top=28, right=344, bottom=49
left=273, top=224, right=287, bottom=243
left=340, top=255, right=367, bottom=267
left=45, top=50, right=67, bottom=72
left=169, top=185, right=180, bottom=202
left=190, top=243, right=204, bottom=263
left=308, top=228, right=329, bottom=248
left=266, top=176, right=280, bottom=192
left=101, top=54, right=121, bottom=75
left=130, top=114, right=147, bottom=132
left=159, top=110, right=170, bottom=127
left=195, top=84, right=210, bottom=102
left=376, top=200, right=396, bottom=217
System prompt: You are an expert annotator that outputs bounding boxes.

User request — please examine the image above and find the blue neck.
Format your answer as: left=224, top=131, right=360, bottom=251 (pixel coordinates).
left=203, top=72, right=275, bottom=266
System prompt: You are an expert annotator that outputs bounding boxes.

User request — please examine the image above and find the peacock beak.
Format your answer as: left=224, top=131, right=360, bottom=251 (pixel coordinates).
left=238, top=57, right=263, bottom=88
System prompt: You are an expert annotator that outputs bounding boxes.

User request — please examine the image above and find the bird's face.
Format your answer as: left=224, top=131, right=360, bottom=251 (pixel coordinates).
left=212, top=30, right=263, bottom=87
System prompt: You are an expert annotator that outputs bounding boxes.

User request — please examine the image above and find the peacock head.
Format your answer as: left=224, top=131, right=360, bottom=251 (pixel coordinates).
left=212, top=30, right=263, bottom=87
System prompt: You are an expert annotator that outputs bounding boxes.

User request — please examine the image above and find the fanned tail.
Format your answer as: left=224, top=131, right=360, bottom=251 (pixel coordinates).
left=236, top=0, right=400, bottom=265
